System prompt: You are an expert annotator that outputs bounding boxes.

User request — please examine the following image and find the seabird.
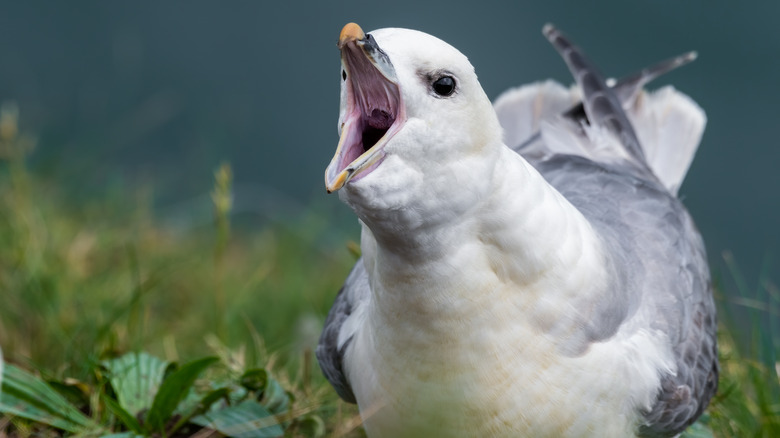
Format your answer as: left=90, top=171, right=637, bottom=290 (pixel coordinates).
left=318, top=23, right=718, bottom=437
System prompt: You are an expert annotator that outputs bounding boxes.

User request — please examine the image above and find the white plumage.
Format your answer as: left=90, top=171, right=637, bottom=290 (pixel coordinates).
left=318, top=23, right=717, bottom=438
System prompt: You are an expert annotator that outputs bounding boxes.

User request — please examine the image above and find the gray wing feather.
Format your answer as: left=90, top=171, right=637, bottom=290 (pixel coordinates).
left=542, top=24, right=647, bottom=166
left=529, top=25, right=718, bottom=437
left=612, top=51, right=697, bottom=104
left=559, top=51, right=698, bottom=131
left=532, top=155, right=718, bottom=437
left=635, top=217, right=718, bottom=437
left=316, top=259, right=370, bottom=403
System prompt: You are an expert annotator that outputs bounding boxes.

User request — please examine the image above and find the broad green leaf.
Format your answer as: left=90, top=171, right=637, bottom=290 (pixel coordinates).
left=191, top=400, right=283, bottom=438
left=260, top=377, right=289, bottom=416
left=0, top=388, right=86, bottom=432
left=236, top=368, right=289, bottom=416
left=0, top=364, right=97, bottom=433
left=103, top=352, right=169, bottom=415
left=146, top=356, right=218, bottom=432
left=172, top=378, right=206, bottom=417
left=228, top=384, right=249, bottom=405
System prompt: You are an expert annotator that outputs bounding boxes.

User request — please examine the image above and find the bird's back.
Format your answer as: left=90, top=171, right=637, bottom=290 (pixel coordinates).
left=493, top=27, right=718, bottom=435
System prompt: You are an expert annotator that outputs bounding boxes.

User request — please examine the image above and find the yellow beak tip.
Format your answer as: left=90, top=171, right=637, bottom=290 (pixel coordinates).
left=325, top=169, right=349, bottom=193
left=339, top=22, right=365, bottom=48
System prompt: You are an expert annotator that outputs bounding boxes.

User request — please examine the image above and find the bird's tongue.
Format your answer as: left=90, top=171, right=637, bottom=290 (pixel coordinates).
left=368, top=109, right=393, bottom=129
left=361, top=108, right=394, bottom=154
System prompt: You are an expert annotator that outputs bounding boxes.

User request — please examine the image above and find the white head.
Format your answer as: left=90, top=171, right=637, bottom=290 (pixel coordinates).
left=324, top=24, right=504, bottom=237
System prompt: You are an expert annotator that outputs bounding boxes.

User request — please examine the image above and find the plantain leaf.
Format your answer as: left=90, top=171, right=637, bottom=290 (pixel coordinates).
left=146, top=356, right=218, bottom=432
left=191, top=400, right=283, bottom=438
left=103, top=352, right=169, bottom=416
left=0, top=364, right=97, bottom=433
left=260, top=377, right=289, bottom=416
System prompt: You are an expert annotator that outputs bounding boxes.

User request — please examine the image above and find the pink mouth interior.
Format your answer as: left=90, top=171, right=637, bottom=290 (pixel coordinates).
left=336, top=41, right=401, bottom=176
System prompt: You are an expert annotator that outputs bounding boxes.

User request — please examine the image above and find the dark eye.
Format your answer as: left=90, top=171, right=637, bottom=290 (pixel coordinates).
left=342, top=70, right=347, bottom=81
left=432, top=76, right=455, bottom=96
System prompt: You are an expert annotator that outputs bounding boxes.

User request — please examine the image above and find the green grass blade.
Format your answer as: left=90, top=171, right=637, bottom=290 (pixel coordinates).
left=146, top=356, right=219, bottom=432
left=0, top=389, right=85, bottom=433
left=99, top=433, right=146, bottom=438
left=0, top=364, right=97, bottom=432
left=198, top=387, right=232, bottom=413
left=103, top=352, right=169, bottom=416
left=191, top=400, right=283, bottom=438
left=291, top=415, right=326, bottom=438
left=102, top=393, right=143, bottom=434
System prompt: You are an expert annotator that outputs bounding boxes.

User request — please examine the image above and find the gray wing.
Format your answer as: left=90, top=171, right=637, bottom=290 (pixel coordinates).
left=528, top=26, right=718, bottom=437
left=506, top=50, right=697, bottom=155
left=560, top=51, right=698, bottom=128
left=535, top=157, right=718, bottom=437
left=542, top=24, right=647, bottom=166
left=316, top=259, right=370, bottom=403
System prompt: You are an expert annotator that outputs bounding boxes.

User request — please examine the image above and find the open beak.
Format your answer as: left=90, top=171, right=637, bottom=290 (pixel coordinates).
left=325, top=23, right=405, bottom=193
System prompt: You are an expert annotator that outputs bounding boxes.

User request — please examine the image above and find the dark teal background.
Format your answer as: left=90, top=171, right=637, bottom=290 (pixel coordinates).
left=0, top=1, right=777, bottom=287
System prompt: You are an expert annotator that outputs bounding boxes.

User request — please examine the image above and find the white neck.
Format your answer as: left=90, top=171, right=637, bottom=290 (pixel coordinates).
left=356, top=144, right=610, bottom=353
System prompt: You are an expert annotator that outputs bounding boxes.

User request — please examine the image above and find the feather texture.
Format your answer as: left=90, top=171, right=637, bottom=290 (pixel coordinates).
left=318, top=24, right=717, bottom=438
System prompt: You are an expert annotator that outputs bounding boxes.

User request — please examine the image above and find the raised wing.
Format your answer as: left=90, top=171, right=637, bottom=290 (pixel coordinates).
left=494, top=27, right=705, bottom=195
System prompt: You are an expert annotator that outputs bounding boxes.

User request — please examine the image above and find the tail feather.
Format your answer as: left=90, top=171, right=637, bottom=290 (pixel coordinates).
left=494, top=80, right=577, bottom=153
left=542, top=24, right=646, bottom=165
left=493, top=25, right=705, bottom=195
left=629, top=86, right=706, bottom=195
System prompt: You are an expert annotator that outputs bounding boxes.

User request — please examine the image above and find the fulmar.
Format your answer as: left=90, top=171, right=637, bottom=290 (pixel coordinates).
left=317, top=23, right=718, bottom=438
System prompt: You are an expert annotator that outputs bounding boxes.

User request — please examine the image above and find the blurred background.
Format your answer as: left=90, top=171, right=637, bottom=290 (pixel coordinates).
left=1, top=1, right=776, bottom=283
left=0, top=2, right=777, bottom=339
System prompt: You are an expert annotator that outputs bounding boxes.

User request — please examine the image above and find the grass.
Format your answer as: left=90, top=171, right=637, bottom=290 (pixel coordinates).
left=0, top=107, right=363, bottom=436
left=0, top=106, right=778, bottom=437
